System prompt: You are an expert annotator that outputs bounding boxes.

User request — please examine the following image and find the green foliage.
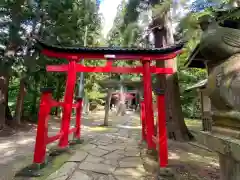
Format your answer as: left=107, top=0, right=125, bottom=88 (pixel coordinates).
left=107, top=1, right=126, bottom=46
left=121, top=23, right=142, bottom=47
left=123, top=0, right=141, bottom=29
left=107, top=0, right=147, bottom=48
left=152, top=0, right=172, bottom=19
left=0, top=0, right=104, bottom=121
left=38, top=0, right=103, bottom=102
left=2, top=0, right=238, bottom=123
left=84, top=59, right=108, bottom=101
left=178, top=1, right=240, bottom=42
left=107, top=0, right=144, bottom=84
left=107, top=0, right=210, bottom=119
left=178, top=68, right=207, bottom=118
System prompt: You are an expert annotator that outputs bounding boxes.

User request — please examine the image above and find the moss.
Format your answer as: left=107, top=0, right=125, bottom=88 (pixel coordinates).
left=15, top=141, right=85, bottom=180
left=33, top=153, right=71, bottom=180
left=185, top=118, right=201, bottom=126
left=212, top=110, right=240, bottom=120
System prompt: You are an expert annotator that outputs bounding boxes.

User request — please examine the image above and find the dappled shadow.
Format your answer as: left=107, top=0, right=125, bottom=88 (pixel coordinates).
left=0, top=109, right=222, bottom=180
left=0, top=121, right=38, bottom=138
left=185, top=119, right=202, bottom=132
left=114, top=166, right=147, bottom=177
left=0, top=110, right=141, bottom=179
left=0, top=127, right=16, bottom=137
left=15, top=141, right=80, bottom=179
left=168, top=140, right=220, bottom=180
left=116, top=124, right=141, bottom=129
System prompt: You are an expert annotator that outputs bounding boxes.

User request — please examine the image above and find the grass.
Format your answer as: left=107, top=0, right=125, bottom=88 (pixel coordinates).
left=185, top=118, right=202, bottom=136
left=32, top=152, right=72, bottom=180
left=185, top=118, right=201, bottom=126
left=88, top=126, right=110, bottom=131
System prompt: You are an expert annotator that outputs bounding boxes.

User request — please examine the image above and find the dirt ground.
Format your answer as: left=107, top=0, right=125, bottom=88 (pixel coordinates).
left=167, top=140, right=219, bottom=180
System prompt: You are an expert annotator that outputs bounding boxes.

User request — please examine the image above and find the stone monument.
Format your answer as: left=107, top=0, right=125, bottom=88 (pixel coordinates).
left=185, top=7, right=240, bottom=180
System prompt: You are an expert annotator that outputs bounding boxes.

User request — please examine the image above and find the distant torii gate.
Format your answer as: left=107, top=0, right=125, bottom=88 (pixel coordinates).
left=33, top=40, right=183, bottom=168
left=98, top=79, right=142, bottom=116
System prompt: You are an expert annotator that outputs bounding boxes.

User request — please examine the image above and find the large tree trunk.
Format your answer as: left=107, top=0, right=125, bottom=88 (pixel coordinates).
left=30, top=79, right=40, bottom=119
left=152, top=9, right=192, bottom=141
left=5, top=80, right=13, bottom=124
left=13, top=2, right=41, bottom=123
left=0, top=72, right=9, bottom=129
left=30, top=91, right=38, bottom=117
left=1, top=0, right=25, bottom=128
left=6, top=105, right=13, bottom=121
left=14, top=78, right=26, bottom=124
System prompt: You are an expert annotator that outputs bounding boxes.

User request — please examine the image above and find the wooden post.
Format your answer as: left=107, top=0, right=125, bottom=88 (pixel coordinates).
left=104, top=89, right=112, bottom=126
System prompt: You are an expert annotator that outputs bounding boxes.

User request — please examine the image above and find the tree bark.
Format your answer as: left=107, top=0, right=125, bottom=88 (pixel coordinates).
left=54, top=79, right=62, bottom=116
left=0, top=72, right=9, bottom=129
left=5, top=77, right=13, bottom=123
left=0, top=0, right=25, bottom=128
left=14, top=78, right=26, bottom=124
left=6, top=105, right=13, bottom=122
left=30, top=91, right=38, bottom=117
left=13, top=3, right=41, bottom=123
left=104, top=90, right=112, bottom=126
left=5, top=80, right=13, bottom=126
left=30, top=79, right=39, bottom=118
left=152, top=8, right=191, bottom=141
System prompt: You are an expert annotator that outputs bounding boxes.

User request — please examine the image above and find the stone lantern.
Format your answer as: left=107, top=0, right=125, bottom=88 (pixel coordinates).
left=184, top=9, right=240, bottom=178
left=186, top=79, right=212, bottom=131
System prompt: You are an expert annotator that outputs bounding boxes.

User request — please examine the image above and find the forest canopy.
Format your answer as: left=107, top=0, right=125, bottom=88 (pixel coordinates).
left=0, top=0, right=239, bottom=130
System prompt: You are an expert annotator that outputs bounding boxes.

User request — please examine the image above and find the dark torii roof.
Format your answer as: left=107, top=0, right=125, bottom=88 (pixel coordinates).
left=98, top=79, right=143, bottom=89
left=36, top=40, right=184, bottom=55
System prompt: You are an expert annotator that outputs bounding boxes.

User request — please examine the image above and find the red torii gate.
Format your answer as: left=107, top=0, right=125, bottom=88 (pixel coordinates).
left=33, top=40, right=183, bottom=167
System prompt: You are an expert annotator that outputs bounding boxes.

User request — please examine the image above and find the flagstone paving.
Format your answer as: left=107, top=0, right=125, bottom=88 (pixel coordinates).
left=46, top=113, right=154, bottom=180
left=45, top=111, right=221, bottom=180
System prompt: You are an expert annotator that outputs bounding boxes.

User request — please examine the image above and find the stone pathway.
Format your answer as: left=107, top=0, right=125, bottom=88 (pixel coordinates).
left=0, top=111, right=119, bottom=180
left=0, top=110, right=220, bottom=180
left=46, top=112, right=154, bottom=180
